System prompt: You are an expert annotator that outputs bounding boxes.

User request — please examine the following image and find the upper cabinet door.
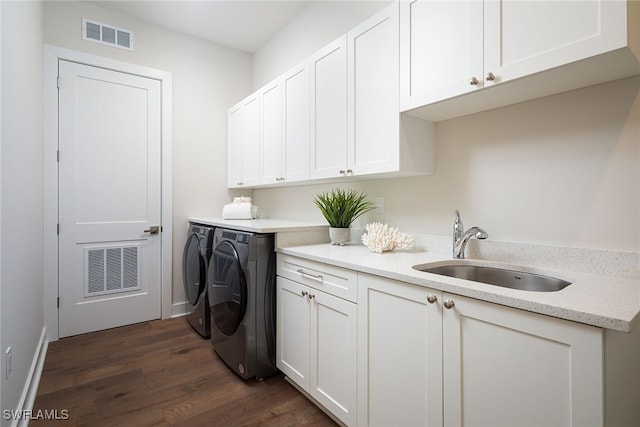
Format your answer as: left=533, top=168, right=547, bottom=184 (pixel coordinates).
left=400, top=0, right=483, bottom=110
left=282, top=61, right=310, bottom=183
left=484, top=0, right=628, bottom=87
left=260, top=78, right=283, bottom=185
left=227, top=93, right=259, bottom=188
left=348, top=2, right=401, bottom=176
left=310, top=35, right=348, bottom=180
left=240, top=93, right=260, bottom=187
left=226, top=102, right=243, bottom=188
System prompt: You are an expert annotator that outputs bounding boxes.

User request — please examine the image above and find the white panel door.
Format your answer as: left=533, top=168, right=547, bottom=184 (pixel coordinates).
left=58, top=60, right=162, bottom=338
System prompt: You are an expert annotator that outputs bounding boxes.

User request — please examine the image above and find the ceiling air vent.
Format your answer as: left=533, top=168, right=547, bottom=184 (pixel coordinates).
left=82, top=18, right=133, bottom=51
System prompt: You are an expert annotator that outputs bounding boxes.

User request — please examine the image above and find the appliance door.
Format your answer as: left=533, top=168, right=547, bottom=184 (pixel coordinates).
left=182, top=233, right=206, bottom=306
left=209, top=240, right=247, bottom=336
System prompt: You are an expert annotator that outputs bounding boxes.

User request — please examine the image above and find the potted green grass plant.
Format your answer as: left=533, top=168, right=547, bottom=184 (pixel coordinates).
left=313, top=188, right=376, bottom=245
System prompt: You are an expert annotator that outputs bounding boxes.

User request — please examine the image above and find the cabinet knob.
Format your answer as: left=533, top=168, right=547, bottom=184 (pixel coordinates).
left=469, top=77, right=479, bottom=86
left=486, top=72, right=495, bottom=81
left=443, top=299, right=455, bottom=309
left=339, top=170, right=345, bottom=175
left=308, top=293, right=315, bottom=300
left=301, top=291, right=308, bottom=297
left=427, top=294, right=438, bottom=304
left=346, top=169, right=353, bottom=175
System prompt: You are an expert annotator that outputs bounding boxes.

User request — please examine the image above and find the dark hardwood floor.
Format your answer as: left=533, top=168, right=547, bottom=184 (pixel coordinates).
left=31, top=318, right=337, bottom=426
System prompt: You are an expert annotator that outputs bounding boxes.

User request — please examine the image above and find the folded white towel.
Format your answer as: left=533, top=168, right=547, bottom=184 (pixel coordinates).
left=222, top=202, right=258, bottom=220
left=233, top=196, right=252, bottom=204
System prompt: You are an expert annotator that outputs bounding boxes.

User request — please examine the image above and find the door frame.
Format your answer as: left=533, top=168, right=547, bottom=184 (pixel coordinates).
left=43, top=45, right=173, bottom=341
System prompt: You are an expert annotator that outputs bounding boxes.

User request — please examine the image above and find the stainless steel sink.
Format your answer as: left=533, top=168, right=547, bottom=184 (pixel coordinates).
left=412, top=262, right=571, bottom=292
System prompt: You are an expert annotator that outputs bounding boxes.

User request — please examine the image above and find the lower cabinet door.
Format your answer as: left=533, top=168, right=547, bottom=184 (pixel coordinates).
left=277, top=276, right=358, bottom=426
left=276, top=277, right=310, bottom=389
left=443, top=293, right=604, bottom=427
left=309, top=289, right=357, bottom=426
left=358, top=274, right=443, bottom=427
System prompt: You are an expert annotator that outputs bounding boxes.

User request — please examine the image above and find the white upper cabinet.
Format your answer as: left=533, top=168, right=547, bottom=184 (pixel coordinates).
left=483, top=0, right=628, bottom=85
left=401, top=0, right=640, bottom=121
left=400, top=0, right=483, bottom=109
left=227, top=103, right=243, bottom=188
left=227, top=93, right=259, bottom=188
left=282, top=61, right=311, bottom=184
left=310, top=35, right=348, bottom=180
left=349, top=2, right=434, bottom=178
left=348, top=2, right=401, bottom=176
left=227, top=1, right=436, bottom=189
left=259, top=78, right=283, bottom=185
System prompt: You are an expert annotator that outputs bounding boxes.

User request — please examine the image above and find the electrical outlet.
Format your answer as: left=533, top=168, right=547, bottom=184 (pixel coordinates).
left=375, top=197, right=384, bottom=214
left=5, top=347, right=12, bottom=379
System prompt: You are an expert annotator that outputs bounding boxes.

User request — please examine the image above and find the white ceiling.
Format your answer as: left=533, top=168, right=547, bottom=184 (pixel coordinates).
left=89, top=0, right=312, bottom=53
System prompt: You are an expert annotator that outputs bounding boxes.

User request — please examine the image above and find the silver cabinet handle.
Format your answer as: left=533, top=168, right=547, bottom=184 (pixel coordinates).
left=143, top=225, right=159, bottom=234
left=470, top=77, right=479, bottom=86
left=486, top=72, right=495, bottom=81
left=308, top=293, right=315, bottom=300
left=444, top=299, right=455, bottom=309
left=296, top=269, right=323, bottom=282
left=427, top=294, right=438, bottom=304
left=301, top=291, right=308, bottom=297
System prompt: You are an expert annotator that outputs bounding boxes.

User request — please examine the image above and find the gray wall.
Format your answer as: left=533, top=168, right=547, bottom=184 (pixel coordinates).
left=1, top=1, right=45, bottom=422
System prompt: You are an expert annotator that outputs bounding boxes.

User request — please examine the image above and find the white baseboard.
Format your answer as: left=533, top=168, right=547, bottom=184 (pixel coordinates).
left=170, top=301, right=190, bottom=318
left=12, top=327, right=48, bottom=427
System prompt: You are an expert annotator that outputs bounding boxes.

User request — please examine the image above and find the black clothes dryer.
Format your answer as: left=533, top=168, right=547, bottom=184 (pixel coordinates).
left=208, top=228, right=278, bottom=380
left=182, top=222, right=214, bottom=338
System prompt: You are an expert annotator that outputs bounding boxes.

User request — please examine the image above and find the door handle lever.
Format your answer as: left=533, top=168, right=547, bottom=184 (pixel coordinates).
left=143, top=225, right=160, bottom=234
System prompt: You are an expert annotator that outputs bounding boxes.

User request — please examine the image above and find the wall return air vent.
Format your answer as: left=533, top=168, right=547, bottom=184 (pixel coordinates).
left=82, top=18, right=133, bottom=51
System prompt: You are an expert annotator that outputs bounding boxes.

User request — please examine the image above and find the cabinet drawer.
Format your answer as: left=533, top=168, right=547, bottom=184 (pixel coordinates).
left=277, top=254, right=357, bottom=303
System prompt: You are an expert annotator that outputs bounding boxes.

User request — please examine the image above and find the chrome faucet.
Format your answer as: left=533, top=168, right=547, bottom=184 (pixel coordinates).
left=453, top=210, right=488, bottom=259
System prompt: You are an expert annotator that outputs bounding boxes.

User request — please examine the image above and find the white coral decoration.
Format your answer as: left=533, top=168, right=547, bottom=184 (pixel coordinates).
left=361, top=222, right=414, bottom=253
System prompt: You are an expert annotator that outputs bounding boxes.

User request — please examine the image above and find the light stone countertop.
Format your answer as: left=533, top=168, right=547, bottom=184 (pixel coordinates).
left=188, top=217, right=328, bottom=233
left=278, top=242, right=640, bottom=333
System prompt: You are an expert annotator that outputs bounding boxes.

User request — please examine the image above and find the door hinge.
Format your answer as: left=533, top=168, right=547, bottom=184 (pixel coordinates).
left=57, top=76, right=60, bottom=89
left=56, top=150, right=60, bottom=162
left=57, top=223, right=59, bottom=235
left=57, top=297, right=60, bottom=309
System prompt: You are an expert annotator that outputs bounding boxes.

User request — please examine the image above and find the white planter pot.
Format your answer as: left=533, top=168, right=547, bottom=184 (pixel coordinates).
left=329, top=227, right=350, bottom=246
